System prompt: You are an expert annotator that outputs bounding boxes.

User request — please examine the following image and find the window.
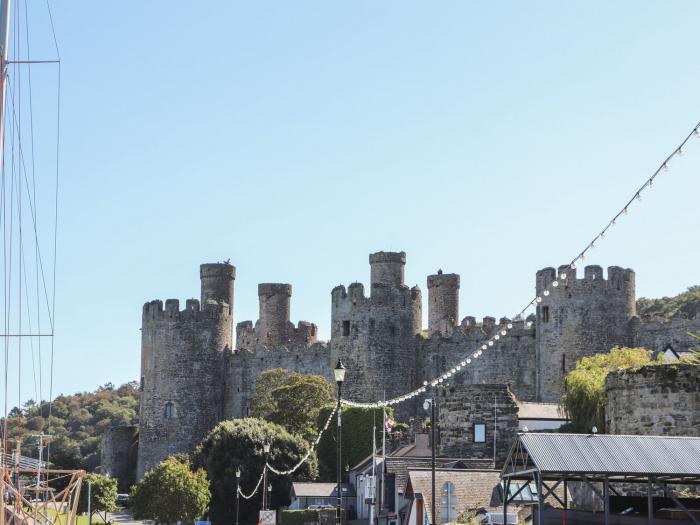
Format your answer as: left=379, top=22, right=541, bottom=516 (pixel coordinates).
left=440, top=481, right=458, bottom=522
left=541, top=306, right=550, bottom=323
left=164, top=402, right=175, bottom=419
left=562, top=354, right=566, bottom=374
left=474, top=423, right=486, bottom=443
left=342, top=321, right=350, bottom=336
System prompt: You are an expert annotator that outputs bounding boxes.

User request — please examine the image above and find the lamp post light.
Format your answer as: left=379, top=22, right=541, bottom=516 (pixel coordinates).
left=334, top=360, right=346, bottom=525
left=263, top=442, right=271, bottom=511
left=235, top=467, right=241, bottom=525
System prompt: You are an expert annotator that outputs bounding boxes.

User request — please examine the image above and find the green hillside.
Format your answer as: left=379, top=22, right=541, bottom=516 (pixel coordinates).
left=637, top=286, right=700, bottom=319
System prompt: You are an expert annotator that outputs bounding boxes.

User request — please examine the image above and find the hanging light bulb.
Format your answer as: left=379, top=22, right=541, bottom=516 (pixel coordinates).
left=481, top=344, right=487, bottom=350
left=488, top=341, right=494, bottom=346
left=536, top=296, right=542, bottom=303
left=662, top=163, right=669, bottom=172
left=649, top=178, right=654, bottom=188
left=543, top=290, right=550, bottom=296
left=501, top=329, right=507, bottom=336
left=552, top=280, right=559, bottom=287
left=636, top=193, right=642, bottom=201
left=694, top=128, right=699, bottom=137
left=526, top=321, right=533, bottom=328
left=466, top=358, right=471, bottom=364
left=623, top=207, right=629, bottom=215
left=570, top=262, right=577, bottom=270
left=507, top=323, right=513, bottom=329
left=677, top=147, right=683, bottom=156
left=495, top=334, right=500, bottom=341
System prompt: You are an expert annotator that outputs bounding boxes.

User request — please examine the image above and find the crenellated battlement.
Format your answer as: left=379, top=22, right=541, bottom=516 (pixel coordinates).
left=142, top=298, right=231, bottom=324
left=427, top=315, right=534, bottom=341
left=536, top=264, right=635, bottom=295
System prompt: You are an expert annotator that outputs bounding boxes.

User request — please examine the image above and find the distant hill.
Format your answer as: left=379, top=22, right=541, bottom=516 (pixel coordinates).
left=637, top=286, right=700, bottom=319
left=1, top=381, right=139, bottom=471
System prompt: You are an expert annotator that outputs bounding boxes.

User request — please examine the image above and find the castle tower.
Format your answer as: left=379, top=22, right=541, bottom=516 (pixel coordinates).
left=137, top=262, right=235, bottom=478
left=256, top=283, right=292, bottom=346
left=331, top=251, right=421, bottom=419
left=200, top=263, right=235, bottom=306
left=427, top=271, right=460, bottom=336
left=535, top=264, right=635, bottom=402
left=370, top=251, right=405, bottom=289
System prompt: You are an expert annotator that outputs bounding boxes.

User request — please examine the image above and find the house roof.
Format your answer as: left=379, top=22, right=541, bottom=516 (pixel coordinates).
left=291, top=483, right=355, bottom=498
left=405, top=469, right=502, bottom=522
left=517, top=402, right=566, bottom=421
left=385, top=456, right=494, bottom=494
left=503, top=433, right=700, bottom=480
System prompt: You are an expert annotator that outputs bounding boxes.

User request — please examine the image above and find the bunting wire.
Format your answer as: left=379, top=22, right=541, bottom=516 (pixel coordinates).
left=341, top=120, right=700, bottom=409
left=237, top=405, right=339, bottom=489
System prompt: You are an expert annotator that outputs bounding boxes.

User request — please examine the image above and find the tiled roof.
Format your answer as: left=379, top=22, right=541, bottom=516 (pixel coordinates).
left=406, top=469, right=502, bottom=522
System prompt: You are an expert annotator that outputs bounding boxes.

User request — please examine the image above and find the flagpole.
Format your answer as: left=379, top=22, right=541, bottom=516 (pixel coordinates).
left=370, top=422, right=376, bottom=525
left=380, top=391, right=386, bottom=523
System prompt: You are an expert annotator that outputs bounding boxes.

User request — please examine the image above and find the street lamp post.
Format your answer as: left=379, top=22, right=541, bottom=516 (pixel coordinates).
left=263, top=442, right=271, bottom=511
left=334, top=360, right=346, bottom=525
left=267, top=484, right=272, bottom=511
left=235, top=467, right=241, bottom=525
left=423, top=391, right=437, bottom=525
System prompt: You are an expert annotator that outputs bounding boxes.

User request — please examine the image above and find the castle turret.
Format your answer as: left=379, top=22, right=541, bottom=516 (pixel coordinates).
left=200, top=263, right=235, bottom=306
left=535, top=264, right=635, bottom=402
left=138, top=262, right=235, bottom=479
left=427, top=271, right=460, bottom=336
left=369, top=251, right=406, bottom=289
left=257, top=283, right=292, bottom=346
left=331, top=251, right=420, bottom=420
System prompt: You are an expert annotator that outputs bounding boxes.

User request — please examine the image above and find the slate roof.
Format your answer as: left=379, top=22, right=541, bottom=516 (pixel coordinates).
left=385, top=456, right=494, bottom=494
left=406, top=469, right=502, bottom=522
left=290, top=483, right=355, bottom=498
left=509, top=433, right=700, bottom=477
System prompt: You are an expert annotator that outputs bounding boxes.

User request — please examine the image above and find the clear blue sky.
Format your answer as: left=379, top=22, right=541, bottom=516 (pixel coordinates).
left=10, top=1, right=700, bottom=404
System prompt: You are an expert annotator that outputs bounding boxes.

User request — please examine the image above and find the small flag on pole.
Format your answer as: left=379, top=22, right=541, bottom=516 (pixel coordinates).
left=384, top=412, right=395, bottom=432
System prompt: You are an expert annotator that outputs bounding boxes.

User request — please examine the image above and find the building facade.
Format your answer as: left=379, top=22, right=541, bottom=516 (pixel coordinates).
left=131, top=251, right=699, bottom=478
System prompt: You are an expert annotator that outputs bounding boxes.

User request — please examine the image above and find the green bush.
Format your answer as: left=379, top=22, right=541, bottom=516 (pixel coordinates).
left=281, top=509, right=319, bottom=525
left=316, top=405, right=392, bottom=481
left=130, top=456, right=210, bottom=525
left=560, top=347, right=660, bottom=432
left=194, top=418, right=317, bottom=525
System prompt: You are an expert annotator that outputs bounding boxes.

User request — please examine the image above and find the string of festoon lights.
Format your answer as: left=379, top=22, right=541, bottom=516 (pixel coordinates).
left=341, top=120, right=700, bottom=410
left=235, top=121, right=700, bottom=494
left=237, top=405, right=339, bottom=496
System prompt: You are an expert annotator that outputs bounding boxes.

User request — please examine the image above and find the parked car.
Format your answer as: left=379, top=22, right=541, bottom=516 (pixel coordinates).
left=116, top=494, right=130, bottom=507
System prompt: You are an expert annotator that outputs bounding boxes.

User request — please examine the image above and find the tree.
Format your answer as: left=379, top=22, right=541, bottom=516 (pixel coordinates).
left=130, top=456, right=210, bottom=525
left=560, top=347, right=661, bottom=432
left=78, top=473, right=118, bottom=522
left=250, top=369, right=334, bottom=440
left=193, top=418, right=316, bottom=525
left=637, top=286, right=700, bottom=319
left=316, top=405, right=391, bottom=481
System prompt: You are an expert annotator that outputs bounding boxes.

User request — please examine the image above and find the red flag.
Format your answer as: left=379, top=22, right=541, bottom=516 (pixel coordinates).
left=384, top=412, right=395, bottom=432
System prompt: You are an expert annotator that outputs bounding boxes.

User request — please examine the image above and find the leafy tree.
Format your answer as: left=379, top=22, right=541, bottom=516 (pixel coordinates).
left=250, top=369, right=334, bottom=440
left=194, top=418, right=316, bottom=525
left=0, top=381, right=140, bottom=471
left=130, top=456, right=210, bottom=525
left=560, top=347, right=661, bottom=432
left=78, top=473, right=118, bottom=522
left=316, top=405, right=391, bottom=481
left=250, top=368, right=291, bottom=420
left=637, top=286, right=700, bottom=319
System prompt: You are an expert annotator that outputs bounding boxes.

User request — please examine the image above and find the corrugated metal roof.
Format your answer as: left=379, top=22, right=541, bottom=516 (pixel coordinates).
left=519, top=433, right=700, bottom=476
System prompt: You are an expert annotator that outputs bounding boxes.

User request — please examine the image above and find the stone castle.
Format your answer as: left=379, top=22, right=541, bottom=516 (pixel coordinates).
left=135, top=251, right=700, bottom=478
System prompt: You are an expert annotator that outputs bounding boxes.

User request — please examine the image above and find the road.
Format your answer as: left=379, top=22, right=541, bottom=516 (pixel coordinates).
left=107, top=510, right=149, bottom=525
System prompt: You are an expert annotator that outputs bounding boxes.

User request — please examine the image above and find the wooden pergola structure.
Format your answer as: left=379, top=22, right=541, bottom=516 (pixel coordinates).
left=501, top=433, right=700, bottom=525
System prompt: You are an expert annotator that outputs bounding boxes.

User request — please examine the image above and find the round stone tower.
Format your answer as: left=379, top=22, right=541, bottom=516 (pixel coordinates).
left=137, top=262, right=235, bottom=479
left=427, top=271, right=460, bottom=336
left=257, top=283, right=292, bottom=346
left=369, top=251, right=406, bottom=289
left=535, top=264, right=635, bottom=402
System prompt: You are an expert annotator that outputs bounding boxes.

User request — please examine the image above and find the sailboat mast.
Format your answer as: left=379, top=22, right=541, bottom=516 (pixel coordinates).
left=0, top=0, right=9, bottom=175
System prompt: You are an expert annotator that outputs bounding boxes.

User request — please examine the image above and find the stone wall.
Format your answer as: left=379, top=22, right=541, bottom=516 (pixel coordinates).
left=225, top=342, right=332, bottom=419
left=417, top=317, right=537, bottom=403
left=100, top=425, right=138, bottom=492
left=535, top=265, right=636, bottom=402
left=631, top=315, right=700, bottom=356
left=438, top=384, right=519, bottom=468
left=137, top=263, right=234, bottom=479
left=605, top=364, right=700, bottom=436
